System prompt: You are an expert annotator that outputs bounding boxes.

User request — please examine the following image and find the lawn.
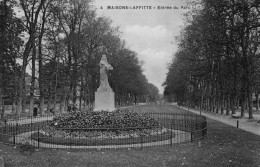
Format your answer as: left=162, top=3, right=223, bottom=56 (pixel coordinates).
left=0, top=105, right=259, bottom=167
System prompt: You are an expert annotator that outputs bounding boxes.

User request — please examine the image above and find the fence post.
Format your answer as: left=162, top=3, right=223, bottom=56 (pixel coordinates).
left=202, top=119, right=207, bottom=137
left=170, top=123, right=173, bottom=146
left=37, top=126, right=40, bottom=149
left=30, top=116, right=32, bottom=133
left=15, top=123, right=18, bottom=145
left=69, top=134, right=71, bottom=150
left=190, top=122, right=193, bottom=142
left=141, top=135, right=143, bottom=149
left=4, top=119, right=6, bottom=134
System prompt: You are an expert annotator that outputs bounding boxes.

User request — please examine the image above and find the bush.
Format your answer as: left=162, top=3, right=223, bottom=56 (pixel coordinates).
left=48, top=109, right=159, bottom=132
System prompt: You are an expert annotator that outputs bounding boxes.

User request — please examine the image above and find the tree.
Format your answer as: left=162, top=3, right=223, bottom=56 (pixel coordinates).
left=164, top=0, right=260, bottom=119
left=146, top=83, right=159, bottom=104
left=16, top=0, right=46, bottom=116
left=0, top=0, right=24, bottom=116
left=0, top=0, right=160, bottom=116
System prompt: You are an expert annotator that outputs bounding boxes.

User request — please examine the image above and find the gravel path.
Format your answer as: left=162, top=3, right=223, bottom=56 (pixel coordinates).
left=176, top=105, right=260, bottom=136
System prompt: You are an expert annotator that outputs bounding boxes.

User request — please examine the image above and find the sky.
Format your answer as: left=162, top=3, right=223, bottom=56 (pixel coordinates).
left=93, top=0, right=191, bottom=94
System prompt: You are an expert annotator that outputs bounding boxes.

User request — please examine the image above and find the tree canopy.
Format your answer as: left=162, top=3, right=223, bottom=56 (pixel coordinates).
left=0, top=0, right=159, bottom=116
left=163, top=0, right=260, bottom=119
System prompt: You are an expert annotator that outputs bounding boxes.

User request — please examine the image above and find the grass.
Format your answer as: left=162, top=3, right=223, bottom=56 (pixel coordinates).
left=0, top=105, right=259, bottom=167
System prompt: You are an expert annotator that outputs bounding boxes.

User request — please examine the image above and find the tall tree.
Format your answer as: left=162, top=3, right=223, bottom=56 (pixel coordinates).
left=164, top=0, right=260, bottom=119
left=0, top=0, right=24, bottom=116
left=16, top=0, right=46, bottom=116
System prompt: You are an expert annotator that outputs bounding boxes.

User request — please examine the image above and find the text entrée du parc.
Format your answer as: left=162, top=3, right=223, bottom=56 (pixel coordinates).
left=102, top=5, right=190, bottom=10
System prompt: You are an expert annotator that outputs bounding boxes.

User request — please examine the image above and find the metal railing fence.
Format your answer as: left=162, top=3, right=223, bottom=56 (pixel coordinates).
left=0, top=112, right=207, bottom=149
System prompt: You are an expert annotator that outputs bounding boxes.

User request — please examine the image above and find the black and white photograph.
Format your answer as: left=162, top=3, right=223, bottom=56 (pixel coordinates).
left=0, top=0, right=259, bottom=166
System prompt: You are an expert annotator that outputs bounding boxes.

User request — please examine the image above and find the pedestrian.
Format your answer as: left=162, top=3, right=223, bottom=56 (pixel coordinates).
left=72, top=104, right=77, bottom=111
left=33, top=106, right=38, bottom=117
left=50, top=108, right=54, bottom=115
left=67, top=105, right=71, bottom=113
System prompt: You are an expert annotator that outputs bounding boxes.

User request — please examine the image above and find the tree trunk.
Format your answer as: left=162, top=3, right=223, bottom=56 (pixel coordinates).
left=37, top=0, right=48, bottom=116
left=1, top=100, right=5, bottom=118
left=207, top=98, right=209, bottom=111
left=22, top=98, right=26, bottom=113
left=256, top=93, right=259, bottom=111
left=83, top=86, right=87, bottom=110
left=215, top=98, right=219, bottom=113
left=83, top=98, right=86, bottom=110
left=29, top=41, right=36, bottom=116
left=12, top=99, right=16, bottom=113
left=53, top=100, right=57, bottom=115
left=201, top=97, right=204, bottom=110
left=208, top=98, right=211, bottom=111
left=39, top=97, right=44, bottom=116
left=53, top=93, right=58, bottom=115
left=200, top=95, right=203, bottom=110
left=0, top=89, right=2, bottom=119
left=16, top=35, right=34, bottom=116
left=86, top=91, right=90, bottom=109
left=29, top=98, right=34, bottom=116
left=53, top=63, right=59, bottom=115
left=208, top=98, right=210, bottom=111
left=245, top=97, right=248, bottom=111
left=60, top=98, right=66, bottom=114
left=16, top=99, right=22, bottom=117
left=221, top=96, right=224, bottom=114
left=248, top=92, right=253, bottom=119
left=47, top=97, right=51, bottom=113
left=79, top=78, right=84, bottom=111
left=118, top=93, right=121, bottom=107
left=241, top=95, right=246, bottom=118
left=231, top=98, right=236, bottom=115
left=226, top=95, right=230, bottom=115
left=79, top=93, right=82, bottom=110
left=38, top=39, right=44, bottom=115
left=212, top=98, right=216, bottom=112
left=204, top=98, right=207, bottom=111
left=0, top=0, right=6, bottom=119
left=211, top=98, right=214, bottom=112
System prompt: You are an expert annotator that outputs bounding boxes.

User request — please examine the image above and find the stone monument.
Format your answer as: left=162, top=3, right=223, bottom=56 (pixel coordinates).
left=93, top=54, right=116, bottom=112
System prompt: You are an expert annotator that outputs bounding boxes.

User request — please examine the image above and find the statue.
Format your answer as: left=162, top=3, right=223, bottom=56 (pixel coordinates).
left=97, top=54, right=113, bottom=92
left=94, top=54, right=115, bottom=112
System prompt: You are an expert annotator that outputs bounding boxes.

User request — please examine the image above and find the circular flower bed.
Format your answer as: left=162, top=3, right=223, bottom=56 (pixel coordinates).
left=30, top=109, right=174, bottom=146
left=31, top=128, right=173, bottom=146
left=50, top=109, right=158, bottom=129
left=42, top=109, right=162, bottom=139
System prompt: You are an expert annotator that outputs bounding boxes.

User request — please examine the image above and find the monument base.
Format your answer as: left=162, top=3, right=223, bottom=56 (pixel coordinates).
left=93, top=91, right=116, bottom=112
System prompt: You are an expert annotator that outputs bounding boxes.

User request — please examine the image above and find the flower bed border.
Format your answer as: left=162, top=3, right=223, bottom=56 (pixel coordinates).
left=30, top=129, right=174, bottom=146
left=0, top=112, right=207, bottom=149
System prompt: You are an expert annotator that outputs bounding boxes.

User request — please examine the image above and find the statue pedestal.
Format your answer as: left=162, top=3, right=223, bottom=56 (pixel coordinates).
left=93, top=91, right=116, bottom=112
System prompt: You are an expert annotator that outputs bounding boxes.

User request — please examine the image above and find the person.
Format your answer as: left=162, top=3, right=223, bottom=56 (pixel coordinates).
left=50, top=108, right=54, bottom=114
left=97, top=54, right=113, bottom=92
left=33, top=106, right=38, bottom=117
left=67, top=105, right=72, bottom=113
left=72, top=104, right=77, bottom=112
